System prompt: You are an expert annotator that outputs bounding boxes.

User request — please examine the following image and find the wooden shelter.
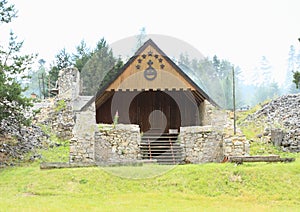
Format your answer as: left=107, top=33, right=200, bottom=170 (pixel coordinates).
left=94, top=39, right=217, bottom=133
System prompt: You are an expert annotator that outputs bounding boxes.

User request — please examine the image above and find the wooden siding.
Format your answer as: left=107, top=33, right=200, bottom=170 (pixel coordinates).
left=106, top=45, right=195, bottom=92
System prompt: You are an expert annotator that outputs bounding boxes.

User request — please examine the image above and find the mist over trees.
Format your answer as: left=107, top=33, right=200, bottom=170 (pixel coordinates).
left=286, top=45, right=300, bottom=92
left=178, top=54, right=242, bottom=109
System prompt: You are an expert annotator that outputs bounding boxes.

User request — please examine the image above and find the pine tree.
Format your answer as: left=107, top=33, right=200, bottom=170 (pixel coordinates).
left=292, top=71, right=300, bottom=89
left=80, top=38, right=117, bottom=95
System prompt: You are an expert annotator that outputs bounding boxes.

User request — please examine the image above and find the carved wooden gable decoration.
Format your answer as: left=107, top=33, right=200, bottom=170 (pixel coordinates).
left=106, top=39, right=197, bottom=92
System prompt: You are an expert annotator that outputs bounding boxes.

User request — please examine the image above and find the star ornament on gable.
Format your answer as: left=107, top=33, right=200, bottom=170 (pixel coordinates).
left=147, top=60, right=153, bottom=66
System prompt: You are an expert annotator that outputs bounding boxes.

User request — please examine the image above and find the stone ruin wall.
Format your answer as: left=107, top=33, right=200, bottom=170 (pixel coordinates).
left=180, top=126, right=249, bottom=164
left=94, top=124, right=141, bottom=163
left=70, top=103, right=96, bottom=163
left=179, top=126, right=224, bottom=163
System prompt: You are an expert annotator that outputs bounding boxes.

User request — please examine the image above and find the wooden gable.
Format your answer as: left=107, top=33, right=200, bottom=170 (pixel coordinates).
left=106, top=39, right=195, bottom=91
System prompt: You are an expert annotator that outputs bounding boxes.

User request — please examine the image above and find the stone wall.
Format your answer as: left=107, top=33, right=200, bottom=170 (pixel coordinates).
left=57, top=67, right=80, bottom=99
left=50, top=98, right=74, bottom=140
left=94, top=124, right=141, bottom=163
left=180, top=126, right=249, bottom=163
left=70, top=103, right=96, bottom=163
left=180, top=126, right=224, bottom=163
left=223, top=135, right=250, bottom=157
left=32, top=97, right=74, bottom=140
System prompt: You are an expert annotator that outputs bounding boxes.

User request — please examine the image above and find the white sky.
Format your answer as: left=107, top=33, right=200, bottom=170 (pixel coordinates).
left=1, top=0, right=300, bottom=85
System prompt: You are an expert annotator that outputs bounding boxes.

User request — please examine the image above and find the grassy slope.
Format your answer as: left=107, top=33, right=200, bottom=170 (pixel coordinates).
left=0, top=159, right=300, bottom=211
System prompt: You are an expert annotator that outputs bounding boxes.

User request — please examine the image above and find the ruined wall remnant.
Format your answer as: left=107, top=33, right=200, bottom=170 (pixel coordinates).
left=223, top=135, right=250, bottom=157
left=70, top=103, right=96, bottom=163
left=179, top=126, right=224, bottom=163
left=57, top=67, right=81, bottom=99
left=94, top=124, right=141, bottom=163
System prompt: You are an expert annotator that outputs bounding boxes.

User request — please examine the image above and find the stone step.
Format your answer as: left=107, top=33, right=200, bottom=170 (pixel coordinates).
left=140, top=144, right=181, bottom=148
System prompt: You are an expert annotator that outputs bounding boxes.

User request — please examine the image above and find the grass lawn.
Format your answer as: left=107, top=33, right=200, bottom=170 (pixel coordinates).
left=1, top=108, right=299, bottom=211
left=1, top=157, right=300, bottom=211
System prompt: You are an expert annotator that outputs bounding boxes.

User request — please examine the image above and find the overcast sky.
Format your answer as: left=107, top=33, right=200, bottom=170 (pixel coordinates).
left=1, top=0, right=300, bottom=84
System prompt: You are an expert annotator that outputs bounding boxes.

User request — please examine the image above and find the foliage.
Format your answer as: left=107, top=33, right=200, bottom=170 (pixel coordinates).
left=179, top=54, right=242, bottom=109
left=0, top=1, right=35, bottom=126
left=78, top=38, right=119, bottom=95
left=252, top=82, right=280, bottom=104
left=48, top=48, right=73, bottom=93
left=292, top=70, right=300, bottom=89
left=54, top=99, right=66, bottom=112
left=0, top=0, right=16, bottom=24
left=72, top=40, right=91, bottom=72
left=24, top=60, right=49, bottom=98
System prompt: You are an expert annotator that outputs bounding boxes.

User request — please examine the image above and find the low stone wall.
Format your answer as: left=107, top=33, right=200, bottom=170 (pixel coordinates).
left=179, top=126, right=224, bottom=163
left=94, top=124, right=141, bottom=163
left=180, top=126, right=250, bottom=163
left=223, top=135, right=250, bottom=157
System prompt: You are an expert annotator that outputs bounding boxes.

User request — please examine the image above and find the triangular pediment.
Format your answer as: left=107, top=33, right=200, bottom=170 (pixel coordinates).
left=105, top=39, right=198, bottom=92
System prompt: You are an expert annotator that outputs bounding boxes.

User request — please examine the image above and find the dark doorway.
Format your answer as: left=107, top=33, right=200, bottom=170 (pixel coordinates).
left=96, top=90, right=202, bottom=132
left=129, top=91, right=181, bottom=133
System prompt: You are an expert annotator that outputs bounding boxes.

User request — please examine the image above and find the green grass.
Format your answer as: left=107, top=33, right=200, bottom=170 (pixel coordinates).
left=1, top=157, right=300, bottom=211
left=1, top=101, right=299, bottom=211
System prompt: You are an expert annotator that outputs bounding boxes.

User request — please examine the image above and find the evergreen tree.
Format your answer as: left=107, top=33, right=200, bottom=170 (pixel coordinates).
left=73, top=40, right=91, bottom=72
left=285, top=45, right=299, bottom=94
left=48, top=48, right=73, bottom=92
left=80, top=38, right=117, bottom=95
left=292, top=71, right=300, bottom=89
left=24, top=59, right=49, bottom=98
left=179, top=54, right=242, bottom=109
left=135, top=27, right=147, bottom=51
left=0, top=0, right=35, bottom=126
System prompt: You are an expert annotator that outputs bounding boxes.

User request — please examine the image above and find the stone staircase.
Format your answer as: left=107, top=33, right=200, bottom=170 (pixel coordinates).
left=140, top=133, right=184, bottom=165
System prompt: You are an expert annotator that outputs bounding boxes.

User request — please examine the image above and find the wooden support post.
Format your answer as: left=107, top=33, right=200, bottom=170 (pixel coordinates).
left=148, top=139, right=152, bottom=160
left=170, top=139, right=175, bottom=164
left=232, top=66, right=236, bottom=135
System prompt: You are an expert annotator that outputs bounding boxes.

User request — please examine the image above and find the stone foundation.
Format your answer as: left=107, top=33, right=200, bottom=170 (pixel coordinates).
left=180, top=126, right=224, bottom=163
left=94, top=124, right=141, bottom=163
left=223, top=135, right=250, bottom=157
left=179, top=126, right=249, bottom=163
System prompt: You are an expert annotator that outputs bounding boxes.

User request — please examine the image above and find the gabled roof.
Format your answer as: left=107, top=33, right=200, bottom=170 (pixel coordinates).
left=81, top=39, right=218, bottom=111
